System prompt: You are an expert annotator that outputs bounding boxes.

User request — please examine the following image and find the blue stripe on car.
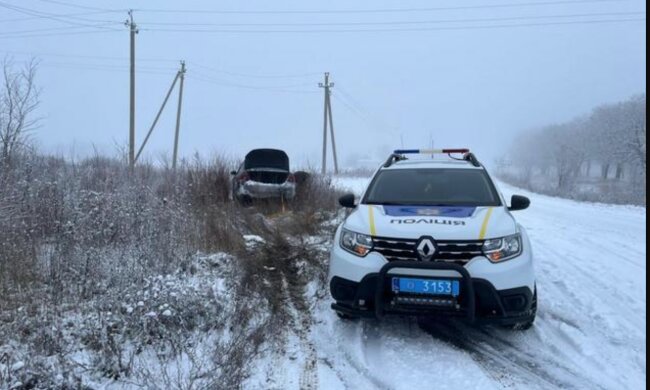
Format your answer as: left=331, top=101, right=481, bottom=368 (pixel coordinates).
left=383, top=206, right=476, bottom=218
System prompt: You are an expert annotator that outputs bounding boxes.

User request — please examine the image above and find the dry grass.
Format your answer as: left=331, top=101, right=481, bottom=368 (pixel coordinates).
left=0, top=150, right=341, bottom=388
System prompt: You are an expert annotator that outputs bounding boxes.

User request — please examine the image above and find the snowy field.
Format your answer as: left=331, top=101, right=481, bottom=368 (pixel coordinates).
left=2, top=176, right=644, bottom=389
left=247, top=176, right=647, bottom=390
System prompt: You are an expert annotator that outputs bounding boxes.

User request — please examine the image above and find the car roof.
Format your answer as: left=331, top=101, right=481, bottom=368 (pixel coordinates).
left=380, top=158, right=485, bottom=171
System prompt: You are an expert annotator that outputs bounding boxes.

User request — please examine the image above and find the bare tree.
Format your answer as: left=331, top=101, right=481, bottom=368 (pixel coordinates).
left=633, top=119, right=646, bottom=167
left=0, top=58, right=40, bottom=168
left=626, top=95, right=646, bottom=168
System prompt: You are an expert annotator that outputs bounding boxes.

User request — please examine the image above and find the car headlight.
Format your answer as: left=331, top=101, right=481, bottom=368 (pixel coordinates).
left=340, top=228, right=373, bottom=257
left=482, top=233, right=522, bottom=263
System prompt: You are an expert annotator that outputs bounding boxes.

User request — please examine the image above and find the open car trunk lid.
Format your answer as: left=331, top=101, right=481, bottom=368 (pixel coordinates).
left=244, top=149, right=291, bottom=184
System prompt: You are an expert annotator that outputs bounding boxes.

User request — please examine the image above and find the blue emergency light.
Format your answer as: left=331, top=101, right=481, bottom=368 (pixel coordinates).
left=385, top=148, right=480, bottom=168
left=393, top=148, right=471, bottom=155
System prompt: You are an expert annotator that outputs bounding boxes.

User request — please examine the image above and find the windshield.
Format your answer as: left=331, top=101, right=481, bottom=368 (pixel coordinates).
left=363, top=168, right=501, bottom=206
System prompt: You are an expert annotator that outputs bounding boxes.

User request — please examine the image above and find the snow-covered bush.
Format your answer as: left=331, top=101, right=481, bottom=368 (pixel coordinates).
left=0, top=150, right=340, bottom=388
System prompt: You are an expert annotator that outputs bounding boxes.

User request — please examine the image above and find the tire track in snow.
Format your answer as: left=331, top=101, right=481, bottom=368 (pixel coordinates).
left=418, top=319, right=609, bottom=390
left=263, top=348, right=291, bottom=390
left=338, top=342, right=394, bottom=390
left=318, top=356, right=354, bottom=389
left=311, top=304, right=393, bottom=390
left=316, top=339, right=393, bottom=390
left=280, top=275, right=319, bottom=390
left=333, top=321, right=393, bottom=390
left=539, top=242, right=645, bottom=338
left=360, top=320, right=384, bottom=372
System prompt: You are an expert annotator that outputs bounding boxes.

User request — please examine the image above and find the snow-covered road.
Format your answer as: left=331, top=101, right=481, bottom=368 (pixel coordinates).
left=298, top=178, right=646, bottom=390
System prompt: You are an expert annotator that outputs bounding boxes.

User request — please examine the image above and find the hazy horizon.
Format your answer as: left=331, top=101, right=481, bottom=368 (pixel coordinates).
left=1, top=0, right=646, bottom=169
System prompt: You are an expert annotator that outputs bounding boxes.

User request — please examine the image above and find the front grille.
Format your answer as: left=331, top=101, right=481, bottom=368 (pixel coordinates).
left=372, top=236, right=484, bottom=265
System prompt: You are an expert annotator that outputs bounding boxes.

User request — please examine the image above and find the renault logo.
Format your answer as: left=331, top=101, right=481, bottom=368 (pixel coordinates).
left=416, top=237, right=437, bottom=261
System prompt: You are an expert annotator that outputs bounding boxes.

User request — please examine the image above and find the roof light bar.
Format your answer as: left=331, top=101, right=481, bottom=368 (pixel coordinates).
left=393, top=148, right=470, bottom=155
left=383, top=148, right=481, bottom=168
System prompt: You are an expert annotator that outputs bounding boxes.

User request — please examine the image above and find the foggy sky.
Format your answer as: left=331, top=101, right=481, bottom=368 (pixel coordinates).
left=0, top=0, right=646, bottom=169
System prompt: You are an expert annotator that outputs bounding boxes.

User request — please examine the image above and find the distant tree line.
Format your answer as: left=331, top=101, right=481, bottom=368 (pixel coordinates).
left=498, top=94, right=646, bottom=205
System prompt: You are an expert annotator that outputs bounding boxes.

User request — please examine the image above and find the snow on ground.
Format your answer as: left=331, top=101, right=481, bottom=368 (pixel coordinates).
left=10, top=176, right=640, bottom=389
left=302, top=176, right=646, bottom=390
left=330, top=176, right=371, bottom=197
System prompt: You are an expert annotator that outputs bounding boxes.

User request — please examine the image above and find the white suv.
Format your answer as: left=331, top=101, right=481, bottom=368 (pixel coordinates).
left=328, top=149, right=537, bottom=329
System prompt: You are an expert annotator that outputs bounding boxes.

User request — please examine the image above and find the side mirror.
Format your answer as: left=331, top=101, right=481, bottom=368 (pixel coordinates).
left=230, top=170, right=237, bottom=176
left=509, top=195, right=530, bottom=211
left=338, top=193, right=357, bottom=208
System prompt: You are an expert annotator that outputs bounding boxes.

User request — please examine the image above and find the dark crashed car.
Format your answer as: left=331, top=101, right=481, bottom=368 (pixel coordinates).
left=231, top=149, right=296, bottom=204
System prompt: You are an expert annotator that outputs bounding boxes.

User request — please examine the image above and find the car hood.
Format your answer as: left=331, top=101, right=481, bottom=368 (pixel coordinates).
left=344, top=204, right=517, bottom=241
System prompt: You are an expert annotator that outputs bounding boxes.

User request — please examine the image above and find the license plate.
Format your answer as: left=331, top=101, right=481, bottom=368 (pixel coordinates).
left=391, top=277, right=460, bottom=297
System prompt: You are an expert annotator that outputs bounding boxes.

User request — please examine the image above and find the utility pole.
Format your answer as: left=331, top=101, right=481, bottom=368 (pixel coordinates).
left=133, top=61, right=186, bottom=167
left=172, top=61, right=186, bottom=170
left=319, top=72, right=338, bottom=175
left=134, top=70, right=181, bottom=163
left=126, top=10, right=138, bottom=170
left=326, top=90, right=339, bottom=174
left=320, top=73, right=330, bottom=174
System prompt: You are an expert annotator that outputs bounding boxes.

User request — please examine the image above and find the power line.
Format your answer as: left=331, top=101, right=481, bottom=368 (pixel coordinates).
left=0, top=10, right=121, bottom=23
left=28, top=0, right=123, bottom=12
left=189, top=70, right=318, bottom=90
left=335, top=86, right=372, bottom=118
left=191, top=62, right=321, bottom=79
left=0, top=22, right=118, bottom=36
left=186, top=73, right=319, bottom=94
left=331, top=93, right=374, bottom=127
left=133, top=0, right=628, bottom=15
left=0, top=1, right=121, bottom=29
left=0, top=49, right=179, bottom=63
left=0, top=50, right=320, bottom=88
left=0, top=29, right=120, bottom=39
left=138, top=11, right=645, bottom=28
left=331, top=92, right=393, bottom=134
left=0, top=50, right=320, bottom=81
left=38, top=60, right=177, bottom=72
left=38, top=62, right=176, bottom=75
left=142, top=18, right=646, bottom=34
left=6, top=17, right=638, bottom=39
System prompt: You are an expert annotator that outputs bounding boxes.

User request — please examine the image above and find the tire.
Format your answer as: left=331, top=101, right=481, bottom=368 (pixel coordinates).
left=504, top=288, right=537, bottom=331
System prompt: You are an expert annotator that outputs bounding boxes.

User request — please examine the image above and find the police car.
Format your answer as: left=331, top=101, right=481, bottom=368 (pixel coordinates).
left=328, top=149, right=537, bottom=329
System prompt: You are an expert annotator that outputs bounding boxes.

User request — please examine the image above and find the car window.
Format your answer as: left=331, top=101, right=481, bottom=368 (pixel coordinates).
left=363, top=168, right=501, bottom=206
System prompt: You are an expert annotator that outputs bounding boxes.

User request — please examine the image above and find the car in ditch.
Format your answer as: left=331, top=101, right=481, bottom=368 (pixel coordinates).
left=328, top=148, right=537, bottom=329
left=231, top=148, right=296, bottom=204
